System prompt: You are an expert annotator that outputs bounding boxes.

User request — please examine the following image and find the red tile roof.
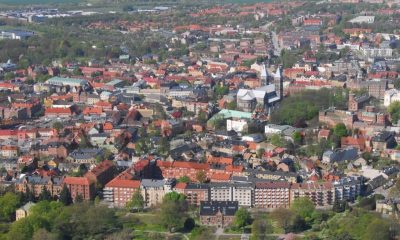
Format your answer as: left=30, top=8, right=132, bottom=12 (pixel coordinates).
left=157, top=161, right=210, bottom=170
left=83, top=107, right=103, bottom=115
left=210, top=173, right=231, bottom=181
left=225, top=165, right=244, bottom=172
left=45, top=107, right=72, bottom=115
left=64, top=176, right=91, bottom=186
left=86, top=160, right=114, bottom=177
left=105, top=178, right=140, bottom=188
left=175, top=182, right=187, bottom=189
left=0, top=130, right=17, bottom=136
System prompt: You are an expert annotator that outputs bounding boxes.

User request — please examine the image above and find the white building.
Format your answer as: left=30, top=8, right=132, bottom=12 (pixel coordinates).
left=232, top=184, right=253, bottom=207
left=46, top=77, right=89, bottom=87
left=348, top=16, right=375, bottom=24
left=0, top=30, right=34, bottom=40
left=210, top=184, right=232, bottom=202
left=227, top=119, right=248, bottom=133
left=210, top=183, right=253, bottom=207
left=361, top=47, right=393, bottom=58
left=384, top=89, right=400, bottom=107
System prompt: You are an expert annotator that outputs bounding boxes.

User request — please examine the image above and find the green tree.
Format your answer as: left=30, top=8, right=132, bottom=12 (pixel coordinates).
left=39, top=186, right=52, bottom=201
left=94, top=196, right=101, bottom=206
left=290, top=197, right=315, bottom=220
left=234, top=207, right=252, bottom=229
left=363, top=219, right=391, bottom=240
left=215, top=85, right=229, bottom=98
left=256, top=148, right=265, bottom=158
left=196, top=170, right=207, bottom=183
left=160, top=192, right=188, bottom=232
left=389, top=178, right=400, bottom=198
left=59, top=185, right=73, bottom=206
left=135, top=139, right=148, bottom=155
left=388, top=101, right=400, bottom=124
left=251, top=217, right=272, bottom=240
left=0, top=192, right=21, bottom=221
left=333, top=123, right=348, bottom=138
left=75, top=194, right=83, bottom=203
left=292, top=131, right=303, bottom=145
left=4, top=72, right=15, bottom=80
left=72, top=67, right=83, bottom=76
left=226, top=101, right=237, bottom=110
left=52, top=121, right=63, bottom=133
left=79, top=135, right=92, bottom=148
left=270, top=208, right=294, bottom=233
left=126, top=189, right=144, bottom=212
left=32, top=228, right=58, bottom=240
left=158, top=137, right=170, bottom=156
left=178, top=176, right=191, bottom=183
left=270, top=134, right=286, bottom=147
left=197, top=111, right=208, bottom=123
left=208, top=115, right=225, bottom=130
left=7, top=217, right=34, bottom=240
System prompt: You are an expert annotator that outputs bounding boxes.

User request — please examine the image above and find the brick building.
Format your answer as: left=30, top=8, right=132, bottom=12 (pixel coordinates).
left=15, top=176, right=63, bottom=198
left=174, top=183, right=210, bottom=206
left=200, top=201, right=238, bottom=228
left=85, top=160, right=117, bottom=187
left=104, top=177, right=141, bottom=208
left=63, top=176, right=95, bottom=201
left=156, top=160, right=210, bottom=182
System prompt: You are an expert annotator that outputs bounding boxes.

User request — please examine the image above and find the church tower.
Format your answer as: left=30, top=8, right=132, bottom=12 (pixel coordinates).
left=274, top=65, right=283, bottom=100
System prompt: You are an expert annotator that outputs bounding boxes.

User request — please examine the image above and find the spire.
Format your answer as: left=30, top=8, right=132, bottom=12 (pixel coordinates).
left=261, top=62, right=269, bottom=86
left=274, top=66, right=281, bottom=79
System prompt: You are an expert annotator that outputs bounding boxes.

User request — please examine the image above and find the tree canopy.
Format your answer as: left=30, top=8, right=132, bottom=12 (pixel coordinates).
left=388, top=101, right=400, bottom=124
left=160, top=192, right=188, bottom=232
left=234, top=207, right=252, bottom=229
left=126, top=189, right=145, bottom=211
left=290, top=197, right=315, bottom=220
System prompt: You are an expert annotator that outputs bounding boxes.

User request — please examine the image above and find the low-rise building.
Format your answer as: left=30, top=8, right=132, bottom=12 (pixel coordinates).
left=200, top=201, right=238, bottom=228
left=15, top=202, right=35, bottom=221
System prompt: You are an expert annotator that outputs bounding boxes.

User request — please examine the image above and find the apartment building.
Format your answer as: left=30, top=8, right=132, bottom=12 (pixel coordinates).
left=63, top=176, right=95, bottom=201
left=209, top=183, right=253, bottom=207
left=104, top=178, right=141, bottom=208
left=333, top=176, right=363, bottom=202
left=254, top=181, right=291, bottom=209
left=174, top=183, right=210, bottom=206
left=141, top=179, right=174, bottom=207
left=290, top=182, right=335, bottom=207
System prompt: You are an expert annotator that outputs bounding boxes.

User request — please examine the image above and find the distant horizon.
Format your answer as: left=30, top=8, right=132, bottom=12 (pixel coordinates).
left=0, top=0, right=276, bottom=6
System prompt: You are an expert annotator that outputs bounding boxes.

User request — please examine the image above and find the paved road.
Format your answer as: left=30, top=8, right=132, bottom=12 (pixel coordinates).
left=271, top=31, right=281, bottom=56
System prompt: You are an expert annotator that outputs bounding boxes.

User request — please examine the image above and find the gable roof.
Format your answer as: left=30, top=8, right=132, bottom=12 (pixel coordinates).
left=200, top=201, right=238, bottom=216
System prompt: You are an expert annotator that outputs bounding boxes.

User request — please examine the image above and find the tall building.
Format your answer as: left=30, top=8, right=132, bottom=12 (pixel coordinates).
left=254, top=181, right=291, bottom=209
left=63, top=177, right=95, bottom=201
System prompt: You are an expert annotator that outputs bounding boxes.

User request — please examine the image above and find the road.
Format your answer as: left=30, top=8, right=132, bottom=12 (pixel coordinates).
left=271, top=31, right=281, bottom=56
